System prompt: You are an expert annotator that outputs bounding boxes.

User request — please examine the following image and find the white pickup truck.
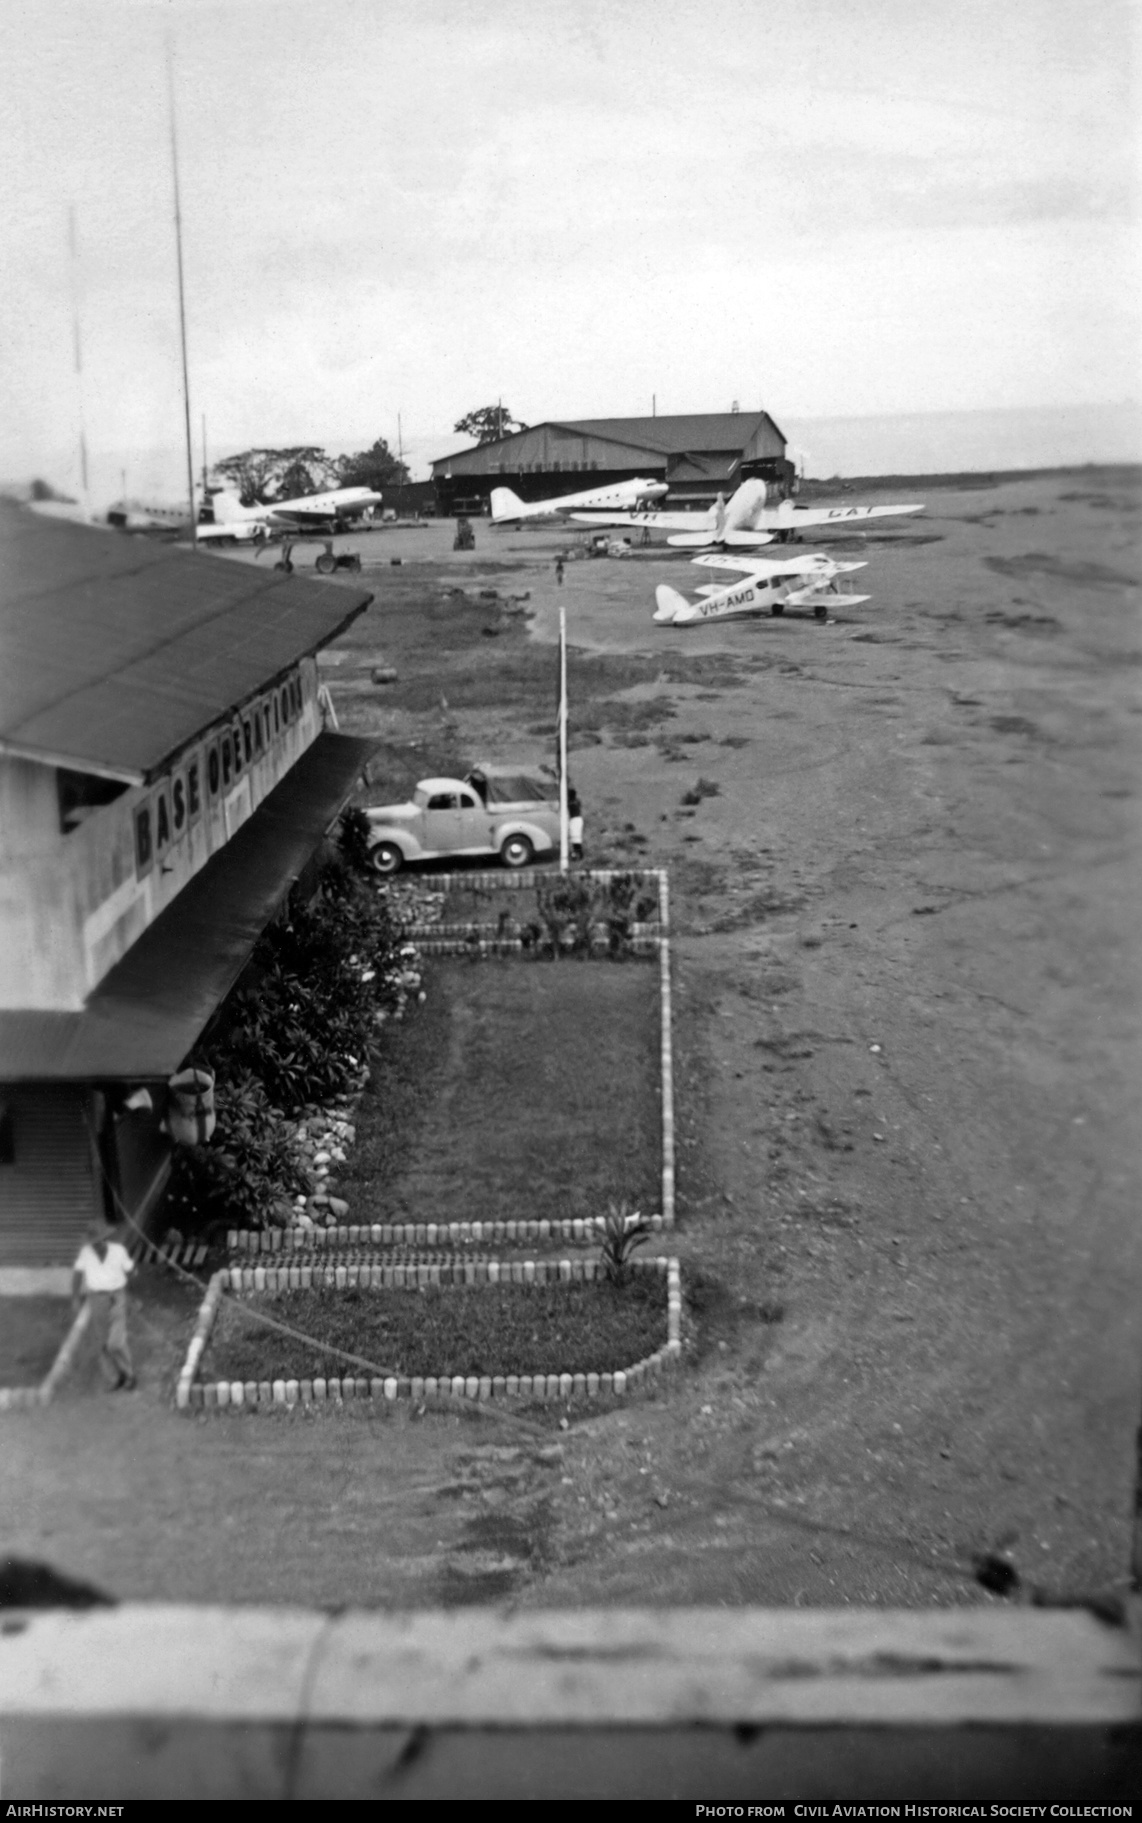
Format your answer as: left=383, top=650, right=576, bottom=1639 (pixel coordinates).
left=364, top=766, right=562, bottom=875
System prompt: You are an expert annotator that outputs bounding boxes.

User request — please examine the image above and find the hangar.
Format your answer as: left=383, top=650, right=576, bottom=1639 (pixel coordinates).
left=432, top=411, right=793, bottom=516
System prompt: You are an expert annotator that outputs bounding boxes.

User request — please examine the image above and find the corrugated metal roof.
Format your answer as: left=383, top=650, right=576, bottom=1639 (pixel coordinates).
left=0, top=731, right=377, bottom=1082
left=433, top=411, right=787, bottom=468
left=555, top=413, right=780, bottom=454
left=0, top=504, right=372, bottom=779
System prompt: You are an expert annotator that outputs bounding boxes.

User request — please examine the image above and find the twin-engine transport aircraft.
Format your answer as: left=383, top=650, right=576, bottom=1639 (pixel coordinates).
left=573, top=478, right=924, bottom=549
left=490, top=479, right=668, bottom=524
left=653, top=551, right=869, bottom=626
left=197, top=485, right=384, bottom=541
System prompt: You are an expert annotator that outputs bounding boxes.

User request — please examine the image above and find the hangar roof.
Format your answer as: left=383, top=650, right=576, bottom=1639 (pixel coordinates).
left=553, top=412, right=786, bottom=453
left=0, top=504, right=372, bottom=783
left=433, top=410, right=786, bottom=471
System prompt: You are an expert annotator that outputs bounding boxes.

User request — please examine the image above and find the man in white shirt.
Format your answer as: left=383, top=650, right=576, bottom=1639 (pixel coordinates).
left=72, top=1218, right=136, bottom=1391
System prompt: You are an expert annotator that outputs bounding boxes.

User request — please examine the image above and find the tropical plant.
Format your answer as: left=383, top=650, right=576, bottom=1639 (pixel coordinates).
left=599, top=1199, right=654, bottom=1286
left=166, top=1071, right=307, bottom=1234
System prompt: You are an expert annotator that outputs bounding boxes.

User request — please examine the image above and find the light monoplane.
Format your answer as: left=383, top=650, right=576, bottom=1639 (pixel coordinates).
left=653, top=551, right=869, bottom=626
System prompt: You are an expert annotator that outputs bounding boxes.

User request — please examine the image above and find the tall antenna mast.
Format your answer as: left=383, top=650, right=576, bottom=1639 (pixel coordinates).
left=167, top=44, right=197, bottom=546
left=67, top=207, right=91, bottom=518
left=201, top=413, right=208, bottom=515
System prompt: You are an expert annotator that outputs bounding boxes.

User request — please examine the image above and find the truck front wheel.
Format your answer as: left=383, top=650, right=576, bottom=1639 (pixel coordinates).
left=370, top=841, right=404, bottom=875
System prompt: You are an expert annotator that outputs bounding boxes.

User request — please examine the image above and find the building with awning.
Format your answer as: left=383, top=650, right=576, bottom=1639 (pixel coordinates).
left=0, top=504, right=375, bottom=1280
left=431, top=411, right=792, bottom=516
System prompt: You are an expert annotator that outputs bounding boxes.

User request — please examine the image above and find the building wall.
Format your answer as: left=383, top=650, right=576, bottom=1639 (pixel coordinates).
left=0, top=658, right=322, bottom=1012
left=0, top=1084, right=101, bottom=1266
left=437, top=425, right=666, bottom=480
left=741, top=420, right=786, bottom=462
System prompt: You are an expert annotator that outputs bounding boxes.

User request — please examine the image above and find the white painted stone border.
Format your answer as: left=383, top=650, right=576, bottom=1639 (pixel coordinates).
left=0, top=1300, right=90, bottom=1412
left=177, top=1257, right=682, bottom=1412
left=224, top=1213, right=666, bottom=1255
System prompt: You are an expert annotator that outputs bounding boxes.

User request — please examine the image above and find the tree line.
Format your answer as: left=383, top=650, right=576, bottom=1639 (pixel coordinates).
left=212, top=406, right=527, bottom=505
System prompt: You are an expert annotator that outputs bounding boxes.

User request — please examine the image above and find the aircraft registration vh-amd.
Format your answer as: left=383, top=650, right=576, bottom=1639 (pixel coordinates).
left=572, top=478, right=924, bottom=549
left=490, top=478, right=668, bottom=524
left=653, top=552, right=870, bottom=626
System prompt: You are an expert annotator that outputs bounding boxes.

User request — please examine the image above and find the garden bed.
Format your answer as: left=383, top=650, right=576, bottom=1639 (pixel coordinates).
left=0, top=1298, right=76, bottom=1386
left=0, top=1297, right=90, bottom=1411
left=177, top=1258, right=682, bottom=1408
left=206, top=1277, right=664, bottom=1381
left=334, top=961, right=663, bottom=1231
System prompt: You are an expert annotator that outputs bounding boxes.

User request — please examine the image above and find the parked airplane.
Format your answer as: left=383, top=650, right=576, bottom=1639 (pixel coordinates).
left=653, top=551, right=869, bottom=626
left=573, top=478, right=924, bottom=548
left=198, top=484, right=385, bottom=541
left=490, top=478, right=668, bottom=524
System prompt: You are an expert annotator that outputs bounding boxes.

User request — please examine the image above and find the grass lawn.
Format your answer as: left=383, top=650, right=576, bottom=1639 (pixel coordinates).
left=339, top=959, right=662, bottom=1229
left=0, top=1297, right=74, bottom=1386
left=202, top=1277, right=666, bottom=1381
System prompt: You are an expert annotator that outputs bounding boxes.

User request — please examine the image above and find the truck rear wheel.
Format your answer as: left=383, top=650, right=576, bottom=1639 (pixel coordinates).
left=500, top=834, right=534, bottom=869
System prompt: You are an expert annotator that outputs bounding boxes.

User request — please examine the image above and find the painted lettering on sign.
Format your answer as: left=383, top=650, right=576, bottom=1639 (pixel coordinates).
left=172, top=772, right=187, bottom=834
left=134, top=804, right=153, bottom=874
left=130, top=667, right=308, bottom=879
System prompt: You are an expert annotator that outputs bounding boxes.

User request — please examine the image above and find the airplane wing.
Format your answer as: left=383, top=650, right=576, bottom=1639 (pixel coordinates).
left=569, top=510, right=713, bottom=531
left=267, top=508, right=336, bottom=528
left=691, top=552, right=827, bottom=576
left=768, top=502, right=924, bottom=529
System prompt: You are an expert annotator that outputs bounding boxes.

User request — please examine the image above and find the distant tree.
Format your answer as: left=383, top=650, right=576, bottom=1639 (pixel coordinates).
left=338, top=436, right=410, bottom=492
left=211, top=447, right=341, bottom=505
left=453, top=405, right=527, bottom=445
left=29, top=478, right=77, bottom=502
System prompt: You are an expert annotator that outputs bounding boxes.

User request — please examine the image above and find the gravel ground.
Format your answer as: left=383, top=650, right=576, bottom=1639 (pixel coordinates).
left=3, top=470, right=1139, bottom=1611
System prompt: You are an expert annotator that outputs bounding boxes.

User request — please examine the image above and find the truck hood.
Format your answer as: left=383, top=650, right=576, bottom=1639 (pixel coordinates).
left=367, top=802, right=420, bottom=824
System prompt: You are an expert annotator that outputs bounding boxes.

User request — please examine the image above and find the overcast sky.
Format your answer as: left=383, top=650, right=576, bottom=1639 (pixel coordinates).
left=2, top=0, right=1138, bottom=494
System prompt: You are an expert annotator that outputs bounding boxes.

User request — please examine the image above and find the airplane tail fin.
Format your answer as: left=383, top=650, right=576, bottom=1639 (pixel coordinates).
left=210, top=489, right=248, bottom=523
left=490, top=487, right=528, bottom=523
left=653, top=584, right=689, bottom=624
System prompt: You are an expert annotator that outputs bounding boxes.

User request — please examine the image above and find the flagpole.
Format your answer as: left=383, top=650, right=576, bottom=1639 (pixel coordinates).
left=559, top=605, right=569, bottom=872
left=167, top=44, right=197, bottom=547
left=67, top=207, right=91, bottom=520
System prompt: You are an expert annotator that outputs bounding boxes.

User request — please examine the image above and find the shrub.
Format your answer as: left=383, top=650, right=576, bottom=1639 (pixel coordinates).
left=166, top=1071, right=308, bottom=1235
left=599, top=1198, right=654, bottom=1286
left=168, top=856, right=412, bottom=1231
left=196, top=864, right=405, bottom=1114
left=337, top=805, right=373, bottom=875
left=680, top=778, right=720, bottom=806
left=527, top=873, right=655, bottom=960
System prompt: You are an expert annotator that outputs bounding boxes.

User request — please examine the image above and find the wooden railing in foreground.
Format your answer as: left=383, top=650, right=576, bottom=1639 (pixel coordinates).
left=1, top=1602, right=1138, bottom=1799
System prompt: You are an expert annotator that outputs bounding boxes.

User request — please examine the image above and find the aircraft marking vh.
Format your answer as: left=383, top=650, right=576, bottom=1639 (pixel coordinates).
left=653, top=551, right=870, bottom=625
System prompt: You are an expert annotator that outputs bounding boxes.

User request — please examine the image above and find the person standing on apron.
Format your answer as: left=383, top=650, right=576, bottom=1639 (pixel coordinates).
left=72, top=1219, right=136, bottom=1390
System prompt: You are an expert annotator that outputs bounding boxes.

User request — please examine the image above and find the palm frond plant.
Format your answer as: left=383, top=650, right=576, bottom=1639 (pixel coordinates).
left=600, top=1198, right=654, bottom=1287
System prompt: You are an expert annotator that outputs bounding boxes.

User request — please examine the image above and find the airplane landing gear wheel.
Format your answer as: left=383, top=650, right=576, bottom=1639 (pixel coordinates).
left=770, top=601, right=785, bottom=617
left=814, top=604, right=828, bottom=621
left=315, top=552, right=336, bottom=575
